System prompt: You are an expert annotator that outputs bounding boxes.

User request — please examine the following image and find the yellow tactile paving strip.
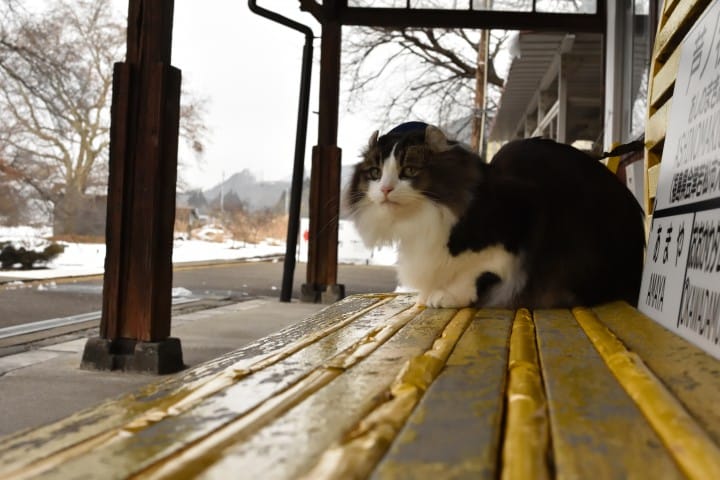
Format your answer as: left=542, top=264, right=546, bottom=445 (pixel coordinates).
left=0, top=295, right=719, bottom=479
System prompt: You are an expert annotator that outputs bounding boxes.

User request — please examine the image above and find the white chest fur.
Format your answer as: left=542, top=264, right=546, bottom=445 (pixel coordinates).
left=384, top=201, right=525, bottom=308
left=347, top=144, right=524, bottom=308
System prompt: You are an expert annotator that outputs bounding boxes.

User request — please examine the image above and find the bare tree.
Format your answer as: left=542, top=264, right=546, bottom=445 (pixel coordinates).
left=344, top=25, right=509, bottom=149
left=0, top=0, right=206, bottom=229
left=342, top=0, right=593, bottom=151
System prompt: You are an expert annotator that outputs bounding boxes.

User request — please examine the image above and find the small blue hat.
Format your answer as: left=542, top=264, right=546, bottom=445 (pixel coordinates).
left=386, top=121, right=428, bottom=135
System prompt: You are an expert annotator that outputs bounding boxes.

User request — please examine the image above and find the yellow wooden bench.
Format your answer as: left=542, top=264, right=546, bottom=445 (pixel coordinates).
left=0, top=295, right=718, bottom=479
left=3, top=1, right=720, bottom=478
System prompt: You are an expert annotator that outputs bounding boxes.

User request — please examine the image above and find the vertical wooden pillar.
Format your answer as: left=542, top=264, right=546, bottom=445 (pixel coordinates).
left=302, top=20, right=345, bottom=303
left=557, top=54, right=568, bottom=143
left=81, top=0, right=184, bottom=374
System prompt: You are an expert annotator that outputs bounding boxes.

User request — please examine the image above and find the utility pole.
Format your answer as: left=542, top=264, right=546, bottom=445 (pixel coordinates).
left=471, top=28, right=490, bottom=156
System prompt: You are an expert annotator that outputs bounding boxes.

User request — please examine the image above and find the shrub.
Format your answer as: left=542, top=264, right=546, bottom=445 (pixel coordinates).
left=0, top=242, right=65, bottom=269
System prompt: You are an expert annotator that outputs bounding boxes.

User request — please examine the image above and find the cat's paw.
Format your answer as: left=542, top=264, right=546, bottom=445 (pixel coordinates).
left=415, top=293, right=427, bottom=307
left=424, top=289, right=473, bottom=308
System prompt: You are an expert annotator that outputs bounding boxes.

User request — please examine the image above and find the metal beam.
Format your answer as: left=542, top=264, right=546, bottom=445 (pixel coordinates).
left=299, top=0, right=606, bottom=32
left=338, top=9, right=604, bottom=31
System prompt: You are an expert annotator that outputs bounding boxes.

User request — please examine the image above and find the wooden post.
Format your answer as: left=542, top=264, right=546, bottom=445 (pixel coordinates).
left=81, top=0, right=184, bottom=374
left=302, top=19, right=345, bottom=303
left=557, top=54, right=568, bottom=143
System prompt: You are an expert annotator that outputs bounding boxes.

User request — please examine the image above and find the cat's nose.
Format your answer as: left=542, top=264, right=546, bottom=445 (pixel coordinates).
left=381, top=185, right=394, bottom=196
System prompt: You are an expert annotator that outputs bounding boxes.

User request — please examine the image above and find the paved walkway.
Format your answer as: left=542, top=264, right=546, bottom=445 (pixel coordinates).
left=0, top=298, right=325, bottom=439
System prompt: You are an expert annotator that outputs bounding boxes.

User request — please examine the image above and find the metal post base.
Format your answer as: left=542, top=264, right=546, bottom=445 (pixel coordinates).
left=80, top=337, right=184, bottom=375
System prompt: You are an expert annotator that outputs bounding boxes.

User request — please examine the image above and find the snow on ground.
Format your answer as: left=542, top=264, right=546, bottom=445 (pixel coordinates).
left=0, top=221, right=397, bottom=282
left=297, top=218, right=397, bottom=267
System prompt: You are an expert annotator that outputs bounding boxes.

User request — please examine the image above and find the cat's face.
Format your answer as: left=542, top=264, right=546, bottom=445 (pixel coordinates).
left=344, top=125, right=481, bottom=246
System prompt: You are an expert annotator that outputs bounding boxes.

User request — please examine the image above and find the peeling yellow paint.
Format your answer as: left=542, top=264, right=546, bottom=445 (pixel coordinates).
left=573, top=307, right=720, bottom=480
left=501, top=309, right=549, bottom=480
left=3, top=298, right=719, bottom=479
left=301, top=308, right=475, bottom=480
left=0, top=295, right=401, bottom=479
left=131, top=303, right=425, bottom=479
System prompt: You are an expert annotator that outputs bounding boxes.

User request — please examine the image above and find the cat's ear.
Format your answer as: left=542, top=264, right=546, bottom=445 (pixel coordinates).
left=368, top=130, right=379, bottom=149
left=425, top=126, right=450, bottom=152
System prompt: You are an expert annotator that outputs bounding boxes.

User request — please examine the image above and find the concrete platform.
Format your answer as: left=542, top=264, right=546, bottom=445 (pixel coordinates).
left=0, top=298, right=324, bottom=438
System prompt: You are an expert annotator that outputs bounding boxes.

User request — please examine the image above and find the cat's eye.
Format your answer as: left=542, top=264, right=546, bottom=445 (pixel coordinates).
left=401, top=166, right=421, bottom=178
left=365, top=167, right=381, bottom=180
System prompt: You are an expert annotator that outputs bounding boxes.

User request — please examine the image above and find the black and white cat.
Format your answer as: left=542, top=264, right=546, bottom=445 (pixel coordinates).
left=344, top=122, right=645, bottom=309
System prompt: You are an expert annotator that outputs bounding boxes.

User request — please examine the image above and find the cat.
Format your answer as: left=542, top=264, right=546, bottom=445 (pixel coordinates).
left=343, top=122, right=645, bottom=309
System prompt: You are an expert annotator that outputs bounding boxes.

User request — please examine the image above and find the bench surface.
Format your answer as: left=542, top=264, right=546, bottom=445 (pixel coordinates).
left=0, top=294, right=719, bottom=479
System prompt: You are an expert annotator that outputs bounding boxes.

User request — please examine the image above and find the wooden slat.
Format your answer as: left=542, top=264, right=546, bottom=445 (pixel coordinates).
left=190, top=308, right=465, bottom=479
left=593, top=302, right=720, bottom=445
left=534, top=309, right=683, bottom=479
left=644, top=148, right=662, bottom=213
left=645, top=0, right=712, bottom=220
left=662, top=0, right=681, bottom=17
left=501, top=309, right=550, bottom=480
left=645, top=99, right=671, bottom=149
left=2, top=299, right=719, bottom=478
left=653, top=0, right=711, bottom=63
left=0, top=295, right=390, bottom=475
left=648, top=163, right=661, bottom=202
left=374, top=309, right=513, bottom=480
left=9, top=297, right=418, bottom=479
left=650, top=46, right=681, bottom=109
left=573, top=307, right=720, bottom=480
left=38, top=301, right=420, bottom=479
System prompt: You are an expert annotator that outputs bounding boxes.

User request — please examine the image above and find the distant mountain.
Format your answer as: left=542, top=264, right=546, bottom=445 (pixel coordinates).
left=203, top=169, right=290, bottom=212
left=178, top=166, right=360, bottom=216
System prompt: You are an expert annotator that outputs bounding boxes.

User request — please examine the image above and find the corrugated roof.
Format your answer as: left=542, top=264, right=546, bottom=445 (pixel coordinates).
left=488, top=31, right=603, bottom=143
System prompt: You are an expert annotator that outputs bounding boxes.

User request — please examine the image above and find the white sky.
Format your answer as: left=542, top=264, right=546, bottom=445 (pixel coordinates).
left=170, top=1, right=377, bottom=189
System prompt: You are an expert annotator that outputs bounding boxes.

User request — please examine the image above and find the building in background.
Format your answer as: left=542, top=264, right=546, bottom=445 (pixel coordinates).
left=487, top=0, right=659, bottom=209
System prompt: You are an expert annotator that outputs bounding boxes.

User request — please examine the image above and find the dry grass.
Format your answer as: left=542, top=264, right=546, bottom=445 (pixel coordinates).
left=48, top=234, right=105, bottom=244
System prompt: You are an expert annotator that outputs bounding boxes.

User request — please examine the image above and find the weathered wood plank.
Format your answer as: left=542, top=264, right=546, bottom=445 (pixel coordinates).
left=21, top=299, right=418, bottom=479
left=3, top=299, right=719, bottom=479
left=98, top=0, right=181, bottom=347
left=534, top=309, right=683, bottom=479
left=645, top=99, right=670, bottom=149
left=650, top=46, right=680, bottom=110
left=373, top=309, right=513, bottom=480
left=0, top=295, right=389, bottom=474
left=501, top=309, right=550, bottom=480
left=593, top=302, right=720, bottom=445
left=574, top=307, right=720, bottom=479
left=152, top=308, right=461, bottom=479
left=647, top=163, right=660, bottom=201
left=653, top=0, right=711, bottom=64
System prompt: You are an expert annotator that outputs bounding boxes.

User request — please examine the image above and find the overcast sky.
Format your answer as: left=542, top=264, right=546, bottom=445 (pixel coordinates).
left=170, top=1, right=377, bottom=190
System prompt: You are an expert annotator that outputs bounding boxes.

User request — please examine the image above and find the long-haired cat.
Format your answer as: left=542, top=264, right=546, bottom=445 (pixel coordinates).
left=344, top=122, right=645, bottom=309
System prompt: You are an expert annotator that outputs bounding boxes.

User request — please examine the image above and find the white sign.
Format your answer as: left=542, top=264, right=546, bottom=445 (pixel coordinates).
left=639, top=1, right=720, bottom=360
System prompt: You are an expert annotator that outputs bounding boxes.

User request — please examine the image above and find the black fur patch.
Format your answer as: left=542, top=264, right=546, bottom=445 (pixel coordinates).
left=475, top=272, right=502, bottom=304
